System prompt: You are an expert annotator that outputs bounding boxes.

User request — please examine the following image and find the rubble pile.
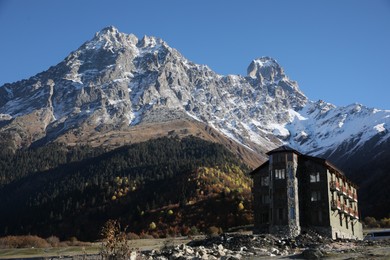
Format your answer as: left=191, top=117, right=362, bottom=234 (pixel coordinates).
left=141, top=232, right=336, bottom=259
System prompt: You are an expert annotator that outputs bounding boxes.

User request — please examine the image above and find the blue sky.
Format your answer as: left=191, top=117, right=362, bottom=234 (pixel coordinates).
left=0, top=0, right=389, bottom=109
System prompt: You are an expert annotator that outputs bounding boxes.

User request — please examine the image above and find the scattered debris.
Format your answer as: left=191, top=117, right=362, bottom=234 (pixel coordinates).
left=139, top=233, right=390, bottom=259
left=43, top=233, right=390, bottom=259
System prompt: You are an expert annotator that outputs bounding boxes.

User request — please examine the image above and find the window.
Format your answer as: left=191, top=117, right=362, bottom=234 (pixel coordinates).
left=346, top=217, right=349, bottom=229
left=261, top=176, right=269, bottom=186
left=287, top=153, right=293, bottom=161
left=311, top=191, right=321, bottom=201
left=275, top=169, right=285, bottom=179
left=310, top=172, right=320, bottom=182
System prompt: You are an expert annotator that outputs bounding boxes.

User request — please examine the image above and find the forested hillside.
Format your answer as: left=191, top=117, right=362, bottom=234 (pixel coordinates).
left=0, top=136, right=252, bottom=240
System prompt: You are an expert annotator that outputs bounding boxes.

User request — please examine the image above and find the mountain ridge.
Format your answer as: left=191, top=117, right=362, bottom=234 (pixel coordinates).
left=0, top=26, right=389, bottom=177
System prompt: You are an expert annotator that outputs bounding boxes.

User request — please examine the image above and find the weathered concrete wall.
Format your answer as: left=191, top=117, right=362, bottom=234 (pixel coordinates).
left=327, top=170, right=363, bottom=240
left=252, top=165, right=270, bottom=233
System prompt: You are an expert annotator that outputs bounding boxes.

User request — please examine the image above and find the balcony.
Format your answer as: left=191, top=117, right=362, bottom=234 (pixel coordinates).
left=341, top=205, right=349, bottom=214
left=330, top=181, right=341, bottom=192
left=347, top=190, right=358, bottom=202
left=341, top=186, right=348, bottom=196
left=350, top=209, right=359, bottom=220
left=347, top=189, right=353, bottom=200
left=353, top=193, right=358, bottom=202
left=331, top=200, right=342, bottom=211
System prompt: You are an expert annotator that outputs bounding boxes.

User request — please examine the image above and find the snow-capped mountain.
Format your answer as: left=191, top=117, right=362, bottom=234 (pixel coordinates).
left=0, top=26, right=389, bottom=165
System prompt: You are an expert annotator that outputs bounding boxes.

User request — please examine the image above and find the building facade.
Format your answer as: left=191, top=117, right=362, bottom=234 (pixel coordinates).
left=251, top=146, right=363, bottom=240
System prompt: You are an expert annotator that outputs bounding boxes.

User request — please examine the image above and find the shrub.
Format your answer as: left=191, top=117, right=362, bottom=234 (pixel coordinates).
left=380, top=218, right=390, bottom=228
left=0, top=235, right=49, bottom=249
left=100, top=219, right=132, bottom=259
left=206, top=226, right=222, bottom=237
left=46, top=236, right=60, bottom=247
left=237, top=202, right=244, bottom=211
left=139, top=233, right=154, bottom=239
left=364, top=216, right=379, bottom=228
left=126, top=232, right=140, bottom=240
left=181, top=226, right=191, bottom=236
left=149, top=222, right=157, bottom=230
left=188, top=226, right=199, bottom=236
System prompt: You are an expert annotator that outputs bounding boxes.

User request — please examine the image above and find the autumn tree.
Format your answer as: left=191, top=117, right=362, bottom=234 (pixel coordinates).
left=100, top=219, right=133, bottom=260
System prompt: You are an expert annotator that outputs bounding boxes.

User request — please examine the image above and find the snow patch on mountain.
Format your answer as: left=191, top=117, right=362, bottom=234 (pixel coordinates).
left=285, top=102, right=390, bottom=155
left=374, top=123, right=386, bottom=133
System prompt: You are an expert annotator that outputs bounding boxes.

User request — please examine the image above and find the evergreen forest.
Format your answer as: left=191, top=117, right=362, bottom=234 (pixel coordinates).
left=0, top=136, right=252, bottom=240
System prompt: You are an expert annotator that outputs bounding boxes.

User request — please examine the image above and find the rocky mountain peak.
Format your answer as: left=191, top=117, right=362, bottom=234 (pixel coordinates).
left=84, top=26, right=138, bottom=51
left=97, top=25, right=119, bottom=36
left=137, top=35, right=163, bottom=49
left=247, top=57, right=285, bottom=81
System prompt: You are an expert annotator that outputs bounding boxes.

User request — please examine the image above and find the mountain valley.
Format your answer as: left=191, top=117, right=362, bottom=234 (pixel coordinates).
left=0, top=26, right=389, bottom=239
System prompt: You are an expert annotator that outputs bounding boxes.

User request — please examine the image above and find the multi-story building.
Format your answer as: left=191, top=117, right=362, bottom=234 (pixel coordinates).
left=251, top=146, right=363, bottom=239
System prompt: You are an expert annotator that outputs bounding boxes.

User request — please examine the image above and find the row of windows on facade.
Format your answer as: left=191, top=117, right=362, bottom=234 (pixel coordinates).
left=330, top=176, right=357, bottom=194
left=261, top=171, right=320, bottom=185
left=260, top=190, right=322, bottom=203
left=331, top=194, right=358, bottom=210
left=261, top=208, right=356, bottom=234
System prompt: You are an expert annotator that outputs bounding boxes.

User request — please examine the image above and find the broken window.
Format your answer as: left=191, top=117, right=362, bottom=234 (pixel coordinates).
left=310, top=172, right=320, bottom=182
left=275, top=169, right=285, bottom=179
left=261, top=176, right=269, bottom=186
left=311, top=191, right=321, bottom=201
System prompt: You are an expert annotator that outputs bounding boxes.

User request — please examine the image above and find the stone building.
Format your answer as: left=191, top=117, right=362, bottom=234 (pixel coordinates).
left=251, top=146, right=363, bottom=239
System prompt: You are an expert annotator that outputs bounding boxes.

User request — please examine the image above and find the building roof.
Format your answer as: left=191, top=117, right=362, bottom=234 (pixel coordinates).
left=250, top=146, right=358, bottom=188
left=266, top=145, right=302, bottom=156
left=249, top=161, right=269, bottom=176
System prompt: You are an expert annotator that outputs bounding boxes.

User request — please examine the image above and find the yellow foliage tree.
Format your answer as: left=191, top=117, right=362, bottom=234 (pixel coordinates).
left=237, top=202, right=244, bottom=211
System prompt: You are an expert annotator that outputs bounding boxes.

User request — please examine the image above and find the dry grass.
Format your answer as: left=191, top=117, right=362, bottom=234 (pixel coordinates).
left=56, top=118, right=263, bottom=168
left=0, top=235, right=49, bottom=249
